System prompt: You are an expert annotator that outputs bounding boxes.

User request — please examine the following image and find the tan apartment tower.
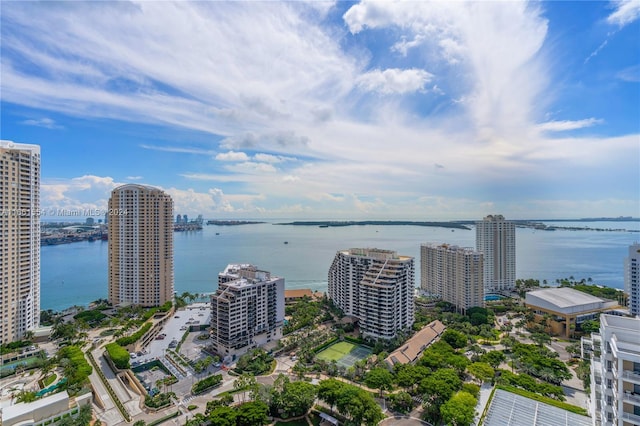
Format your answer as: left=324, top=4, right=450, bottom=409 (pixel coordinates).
left=421, top=243, right=484, bottom=313
left=108, top=184, right=173, bottom=307
left=476, top=214, right=516, bottom=294
left=0, top=141, right=40, bottom=344
left=328, top=248, right=415, bottom=340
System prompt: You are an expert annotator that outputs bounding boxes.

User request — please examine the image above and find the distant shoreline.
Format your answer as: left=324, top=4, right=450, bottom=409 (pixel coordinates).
left=275, top=221, right=472, bottom=230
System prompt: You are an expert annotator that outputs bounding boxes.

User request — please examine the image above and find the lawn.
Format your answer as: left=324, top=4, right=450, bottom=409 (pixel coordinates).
left=316, top=341, right=357, bottom=362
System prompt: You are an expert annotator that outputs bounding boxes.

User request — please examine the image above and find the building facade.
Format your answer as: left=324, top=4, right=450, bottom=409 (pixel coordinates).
left=624, top=243, right=640, bottom=317
left=107, top=184, right=174, bottom=307
left=0, top=141, right=40, bottom=344
left=583, top=314, right=640, bottom=426
left=421, top=243, right=484, bottom=313
left=476, top=214, right=516, bottom=293
left=328, top=248, right=414, bottom=340
left=210, top=264, right=284, bottom=360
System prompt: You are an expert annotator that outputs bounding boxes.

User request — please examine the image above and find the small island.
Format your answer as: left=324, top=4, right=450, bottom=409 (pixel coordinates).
left=275, top=220, right=471, bottom=230
left=206, top=220, right=266, bottom=226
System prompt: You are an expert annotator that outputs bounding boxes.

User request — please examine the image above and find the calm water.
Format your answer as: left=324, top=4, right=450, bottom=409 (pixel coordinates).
left=40, top=221, right=640, bottom=311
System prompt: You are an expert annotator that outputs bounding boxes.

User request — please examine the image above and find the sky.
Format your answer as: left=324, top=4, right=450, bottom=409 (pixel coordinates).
left=1, top=1, right=639, bottom=220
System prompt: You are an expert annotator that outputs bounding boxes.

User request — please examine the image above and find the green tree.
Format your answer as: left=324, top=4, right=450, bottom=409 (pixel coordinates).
left=481, top=350, right=506, bottom=369
left=235, top=401, right=269, bottom=426
left=442, top=329, right=468, bottom=349
left=317, top=379, right=342, bottom=413
left=440, top=391, right=477, bottom=426
left=388, top=391, right=413, bottom=414
left=280, top=380, right=317, bottom=417
left=467, top=362, right=495, bottom=383
left=364, top=367, right=394, bottom=397
left=394, top=364, right=430, bottom=390
left=208, top=406, right=237, bottom=426
left=75, top=404, right=92, bottom=425
left=419, top=368, right=462, bottom=423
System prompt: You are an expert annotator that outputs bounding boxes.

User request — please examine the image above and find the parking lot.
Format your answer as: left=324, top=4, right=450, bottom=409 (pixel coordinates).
left=133, top=303, right=211, bottom=367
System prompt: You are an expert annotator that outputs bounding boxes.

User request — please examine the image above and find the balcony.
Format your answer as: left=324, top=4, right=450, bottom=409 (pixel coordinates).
left=623, top=391, right=640, bottom=406
left=622, top=370, right=640, bottom=384
left=622, top=412, right=640, bottom=424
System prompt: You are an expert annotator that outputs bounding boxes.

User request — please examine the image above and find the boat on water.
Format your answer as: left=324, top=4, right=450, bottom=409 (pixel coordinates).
left=284, top=241, right=289, bottom=244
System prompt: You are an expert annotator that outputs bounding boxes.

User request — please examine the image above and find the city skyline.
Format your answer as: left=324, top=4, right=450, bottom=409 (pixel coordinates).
left=1, top=1, right=639, bottom=220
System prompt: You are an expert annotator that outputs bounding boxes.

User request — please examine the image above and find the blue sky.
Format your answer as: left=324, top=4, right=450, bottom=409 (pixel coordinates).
left=1, top=1, right=638, bottom=220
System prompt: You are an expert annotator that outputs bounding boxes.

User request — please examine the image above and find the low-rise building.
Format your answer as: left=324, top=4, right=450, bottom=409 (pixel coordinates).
left=385, top=320, right=446, bottom=366
left=1, top=391, right=91, bottom=426
left=284, top=288, right=318, bottom=305
left=525, top=287, right=621, bottom=338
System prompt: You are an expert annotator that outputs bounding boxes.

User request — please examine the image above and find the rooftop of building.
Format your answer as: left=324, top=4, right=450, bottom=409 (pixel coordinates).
left=483, top=389, right=591, bottom=426
left=385, top=320, right=445, bottom=365
left=2, top=390, right=69, bottom=423
left=339, top=248, right=413, bottom=261
left=526, top=287, right=604, bottom=308
left=421, top=243, right=479, bottom=253
left=284, top=289, right=314, bottom=299
left=601, top=313, right=640, bottom=330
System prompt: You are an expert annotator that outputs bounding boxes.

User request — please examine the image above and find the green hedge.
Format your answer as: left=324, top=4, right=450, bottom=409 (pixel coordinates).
left=496, top=385, right=588, bottom=415
left=192, top=374, right=223, bottom=395
left=116, top=322, right=152, bottom=347
left=105, top=343, right=130, bottom=370
left=312, top=337, right=339, bottom=355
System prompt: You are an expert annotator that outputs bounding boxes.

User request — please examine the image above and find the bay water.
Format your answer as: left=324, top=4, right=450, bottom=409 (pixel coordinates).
left=40, top=221, right=640, bottom=311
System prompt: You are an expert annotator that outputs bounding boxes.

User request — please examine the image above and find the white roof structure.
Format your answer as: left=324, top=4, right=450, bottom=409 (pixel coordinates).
left=525, top=287, right=616, bottom=315
left=483, top=389, right=591, bottom=426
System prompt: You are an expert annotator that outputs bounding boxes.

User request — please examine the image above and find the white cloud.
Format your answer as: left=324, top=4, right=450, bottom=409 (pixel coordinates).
left=215, top=151, right=250, bottom=162
left=126, top=176, right=143, bottom=181
left=607, top=0, right=640, bottom=27
left=20, top=117, right=63, bottom=129
left=140, top=144, right=215, bottom=155
left=617, top=64, right=640, bottom=82
left=226, top=162, right=277, bottom=174
left=253, top=153, right=296, bottom=163
left=356, top=68, right=433, bottom=95
left=391, top=35, right=426, bottom=56
left=537, top=118, right=604, bottom=132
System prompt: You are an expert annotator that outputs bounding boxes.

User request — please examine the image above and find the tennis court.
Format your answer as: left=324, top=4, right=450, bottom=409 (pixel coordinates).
left=316, top=341, right=372, bottom=368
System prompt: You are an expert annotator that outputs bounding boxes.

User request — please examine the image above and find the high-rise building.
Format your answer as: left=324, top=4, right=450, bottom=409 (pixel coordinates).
left=476, top=214, right=516, bottom=293
left=421, top=243, right=484, bottom=313
left=583, top=314, right=640, bottom=426
left=328, top=248, right=414, bottom=340
left=210, top=264, right=284, bottom=360
left=624, top=243, right=640, bottom=317
left=107, top=184, right=173, bottom=307
left=0, top=141, right=40, bottom=344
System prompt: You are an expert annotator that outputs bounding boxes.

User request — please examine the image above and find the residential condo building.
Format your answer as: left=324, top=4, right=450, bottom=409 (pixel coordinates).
left=0, top=141, right=40, bottom=344
left=624, top=243, right=640, bottom=317
left=210, top=264, right=285, bottom=360
left=476, top=214, right=516, bottom=293
left=108, top=184, right=174, bottom=307
left=328, top=248, right=414, bottom=340
left=421, top=243, right=484, bottom=313
left=583, top=314, right=640, bottom=426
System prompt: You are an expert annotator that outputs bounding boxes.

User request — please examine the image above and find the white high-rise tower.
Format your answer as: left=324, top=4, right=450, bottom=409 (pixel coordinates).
left=0, top=141, right=40, bottom=344
left=476, top=214, right=516, bottom=293
left=624, top=243, right=640, bottom=317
